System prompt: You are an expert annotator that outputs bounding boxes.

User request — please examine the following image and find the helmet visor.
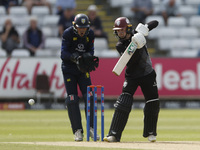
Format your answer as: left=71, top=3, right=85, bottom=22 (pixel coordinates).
left=76, top=24, right=90, bottom=28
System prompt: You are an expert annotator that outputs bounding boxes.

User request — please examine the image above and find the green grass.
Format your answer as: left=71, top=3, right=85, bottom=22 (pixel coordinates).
left=0, top=109, right=200, bottom=150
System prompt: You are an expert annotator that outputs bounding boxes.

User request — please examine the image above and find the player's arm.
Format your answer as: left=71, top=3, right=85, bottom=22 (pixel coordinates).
left=131, top=32, right=146, bottom=50
left=128, top=20, right=159, bottom=51
left=115, top=34, right=146, bottom=57
left=87, top=29, right=95, bottom=56
left=135, top=20, right=159, bottom=36
left=112, top=20, right=159, bottom=76
left=61, top=30, right=77, bottom=62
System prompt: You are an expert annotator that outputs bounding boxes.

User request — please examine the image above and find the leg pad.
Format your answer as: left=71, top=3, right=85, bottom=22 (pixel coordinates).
left=65, top=95, right=82, bottom=134
left=143, top=99, right=160, bottom=137
left=108, top=93, right=133, bottom=141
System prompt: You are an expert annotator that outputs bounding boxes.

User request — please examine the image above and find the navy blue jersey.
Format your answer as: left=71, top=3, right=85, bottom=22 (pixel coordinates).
left=61, top=26, right=95, bottom=74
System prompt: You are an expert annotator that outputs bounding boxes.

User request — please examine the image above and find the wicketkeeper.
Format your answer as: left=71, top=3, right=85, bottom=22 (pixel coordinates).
left=60, top=13, right=99, bottom=141
left=104, top=17, right=160, bottom=142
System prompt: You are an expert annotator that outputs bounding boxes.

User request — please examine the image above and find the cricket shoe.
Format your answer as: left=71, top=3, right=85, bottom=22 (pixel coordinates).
left=103, top=136, right=118, bottom=142
left=74, top=129, right=83, bottom=141
left=90, top=127, right=100, bottom=141
left=148, top=135, right=156, bottom=142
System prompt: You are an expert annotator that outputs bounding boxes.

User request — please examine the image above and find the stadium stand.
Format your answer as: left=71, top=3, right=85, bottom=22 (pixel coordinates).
left=146, top=0, right=200, bottom=57
left=185, top=0, right=200, bottom=6
left=0, top=48, right=7, bottom=57
left=189, top=16, right=200, bottom=28
left=178, top=5, right=198, bottom=19
left=0, top=6, right=6, bottom=16
left=47, top=0, right=57, bottom=5
left=9, top=6, right=28, bottom=17
left=45, top=37, right=61, bottom=55
left=170, top=38, right=190, bottom=50
left=41, top=27, right=54, bottom=37
left=147, top=27, right=160, bottom=40
left=16, top=26, right=27, bottom=37
left=99, top=50, right=119, bottom=58
left=0, top=16, right=9, bottom=26
left=35, top=49, right=53, bottom=57
left=191, top=38, right=200, bottom=49
left=42, top=15, right=59, bottom=27
left=170, top=49, right=199, bottom=57
left=157, top=38, right=174, bottom=51
left=0, top=0, right=200, bottom=57
left=42, top=15, right=59, bottom=36
left=31, top=6, right=50, bottom=16
left=31, top=6, right=50, bottom=25
left=94, top=38, right=108, bottom=51
left=178, top=27, right=199, bottom=39
left=121, top=5, right=133, bottom=18
left=145, top=15, right=165, bottom=27
left=168, top=16, right=187, bottom=27
left=11, top=49, right=30, bottom=57
left=157, top=27, right=178, bottom=39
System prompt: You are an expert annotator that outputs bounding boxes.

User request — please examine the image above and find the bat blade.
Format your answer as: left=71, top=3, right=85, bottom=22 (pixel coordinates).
left=112, top=41, right=137, bottom=76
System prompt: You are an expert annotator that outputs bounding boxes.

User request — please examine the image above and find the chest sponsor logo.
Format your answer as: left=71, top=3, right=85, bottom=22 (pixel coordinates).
left=76, top=44, right=86, bottom=52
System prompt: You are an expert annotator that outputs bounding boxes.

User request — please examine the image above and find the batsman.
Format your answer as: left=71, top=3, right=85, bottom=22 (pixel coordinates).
left=60, top=14, right=99, bottom=141
left=104, top=17, right=160, bottom=142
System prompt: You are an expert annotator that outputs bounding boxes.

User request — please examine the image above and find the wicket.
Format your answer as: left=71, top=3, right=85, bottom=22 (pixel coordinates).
left=86, top=85, right=104, bottom=141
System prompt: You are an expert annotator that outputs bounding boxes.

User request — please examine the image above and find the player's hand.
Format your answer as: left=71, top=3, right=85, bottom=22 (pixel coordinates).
left=132, top=33, right=146, bottom=49
left=82, top=53, right=99, bottom=72
left=127, top=42, right=137, bottom=55
left=77, top=55, right=99, bottom=73
left=135, top=23, right=149, bottom=36
left=70, top=52, right=80, bottom=63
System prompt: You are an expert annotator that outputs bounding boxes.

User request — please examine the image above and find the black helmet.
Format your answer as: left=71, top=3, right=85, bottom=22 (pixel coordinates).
left=73, top=14, right=90, bottom=28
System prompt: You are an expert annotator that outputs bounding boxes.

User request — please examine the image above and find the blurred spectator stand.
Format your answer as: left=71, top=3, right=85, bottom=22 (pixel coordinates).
left=58, top=8, right=75, bottom=37
left=22, top=0, right=52, bottom=14
left=160, top=0, right=182, bottom=26
left=131, top=0, right=153, bottom=25
left=0, top=18, right=20, bottom=56
left=23, top=16, right=45, bottom=56
left=55, top=0, right=76, bottom=15
left=87, top=4, right=108, bottom=43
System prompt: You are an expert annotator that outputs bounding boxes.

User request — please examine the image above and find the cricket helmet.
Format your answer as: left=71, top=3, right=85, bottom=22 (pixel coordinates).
left=73, top=14, right=90, bottom=28
left=113, top=17, right=132, bottom=34
left=73, top=14, right=90, bottom=36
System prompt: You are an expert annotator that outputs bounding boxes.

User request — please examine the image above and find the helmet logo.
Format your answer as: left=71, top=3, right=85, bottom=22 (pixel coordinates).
left=81, top=18, right=86, bottom=24
left=116, top=20, right=120, bottom=26
left=126, top=18, right=130, bottom=24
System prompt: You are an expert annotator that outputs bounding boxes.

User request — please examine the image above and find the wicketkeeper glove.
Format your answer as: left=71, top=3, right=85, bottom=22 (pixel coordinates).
left=86, top=56, right=99, bottom=71
left=70, top=52, right=81, bottom=64
left=77, top=53, right=99, bottom=73
left=77, top=57, right=88, bottom=73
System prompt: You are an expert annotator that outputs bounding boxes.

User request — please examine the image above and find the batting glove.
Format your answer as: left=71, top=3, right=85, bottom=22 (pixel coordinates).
left=132, top=33, right=146, bottom=49
left=135, top=23, right=149, bottom=36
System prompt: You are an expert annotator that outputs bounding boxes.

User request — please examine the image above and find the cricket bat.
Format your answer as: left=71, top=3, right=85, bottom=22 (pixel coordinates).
left=112, top=40, right=138, bottom=76
left=112, top=20, right=159, bottom=76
